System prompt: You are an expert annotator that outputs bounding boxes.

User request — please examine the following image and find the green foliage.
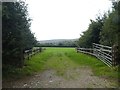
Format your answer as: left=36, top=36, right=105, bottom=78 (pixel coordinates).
left=100, top=2, right=120, bottom=46
left=78, top=15, right=106, bottom=48
left=2, top=2, right=37, bottom=67
left=78, top=1, right=120, bottom=48
left=3, top=50, right=51, bottom=79
left=65, top=49, right=119, bottom=79
left=43, top=48, right=80, bottom=77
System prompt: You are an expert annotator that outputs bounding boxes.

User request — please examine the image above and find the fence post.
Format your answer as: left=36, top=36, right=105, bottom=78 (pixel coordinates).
left=27, top=52, right=29, bottom=60
left=39, top=47, right=42, bottom=52
left=30, top=49, right=32, bottom=57
left=92, top=43, right=95, bottom=55
left=76, top=48, right=78, bottom=53
left=112, top=44, right=119, bottom=66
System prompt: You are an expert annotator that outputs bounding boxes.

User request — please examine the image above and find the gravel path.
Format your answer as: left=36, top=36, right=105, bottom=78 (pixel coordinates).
left=3, top=66, right=116, bottom=88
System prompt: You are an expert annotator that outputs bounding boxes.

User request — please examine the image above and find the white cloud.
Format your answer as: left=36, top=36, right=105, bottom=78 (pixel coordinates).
left=25, top=0, right=112, bottom=41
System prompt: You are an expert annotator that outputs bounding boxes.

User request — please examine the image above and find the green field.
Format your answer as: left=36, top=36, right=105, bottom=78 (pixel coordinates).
left=3, top=47, right=119, bottom=82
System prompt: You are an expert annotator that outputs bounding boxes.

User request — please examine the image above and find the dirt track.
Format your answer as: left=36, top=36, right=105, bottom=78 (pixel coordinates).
left=3, top=66, right=117, bottom=88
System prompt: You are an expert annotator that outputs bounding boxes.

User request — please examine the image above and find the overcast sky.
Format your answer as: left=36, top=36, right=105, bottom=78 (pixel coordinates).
left=25, top=0, right=112, bottom=41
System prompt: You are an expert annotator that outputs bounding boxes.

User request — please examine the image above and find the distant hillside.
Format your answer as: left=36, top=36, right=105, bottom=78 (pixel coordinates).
left=37, top=39, right=79, bottom=47
left=38, top=39, right=78, bottom=44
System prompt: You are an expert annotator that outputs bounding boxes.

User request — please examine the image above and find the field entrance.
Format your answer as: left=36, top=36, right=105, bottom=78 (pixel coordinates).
left=3, top=47, right=119, bottom=88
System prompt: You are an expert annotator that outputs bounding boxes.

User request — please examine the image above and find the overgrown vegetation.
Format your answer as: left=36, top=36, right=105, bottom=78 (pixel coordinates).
left=78, top=1, right=120, bottom=48
left=2, top=1, right=37, bottom=68
left=3, top=50, right=51, bottom=79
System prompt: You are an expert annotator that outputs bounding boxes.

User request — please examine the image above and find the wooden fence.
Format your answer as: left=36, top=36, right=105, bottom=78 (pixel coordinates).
left=24, top=47, right=42, bottom=60
left=77, top=43, right=119, bottom=67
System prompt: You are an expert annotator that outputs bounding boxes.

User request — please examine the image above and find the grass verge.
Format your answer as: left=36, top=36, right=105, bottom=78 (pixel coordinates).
left=3, top=50, right=52, bottom=80
left=65, top=49, right=119, bottom=80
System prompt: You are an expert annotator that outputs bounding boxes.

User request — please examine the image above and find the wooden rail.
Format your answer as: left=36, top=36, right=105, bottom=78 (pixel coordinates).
left=77, top=43, right=119, bottom=67
left=24, top=47, right=42, bottom=60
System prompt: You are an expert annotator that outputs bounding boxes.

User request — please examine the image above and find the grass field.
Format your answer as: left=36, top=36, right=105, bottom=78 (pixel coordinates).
left=3, top=47, right=119, bottom=82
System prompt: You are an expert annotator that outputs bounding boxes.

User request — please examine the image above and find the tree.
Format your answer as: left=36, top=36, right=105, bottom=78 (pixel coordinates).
left=78, top=14, right=106, bottom=48
left=100, top=1, right=120, bottom=46
left=2, top=1, right=37, bottom=68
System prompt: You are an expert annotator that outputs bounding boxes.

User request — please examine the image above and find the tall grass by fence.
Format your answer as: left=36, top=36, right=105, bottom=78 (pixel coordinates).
left=76, top=43, right=119, bottom=67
